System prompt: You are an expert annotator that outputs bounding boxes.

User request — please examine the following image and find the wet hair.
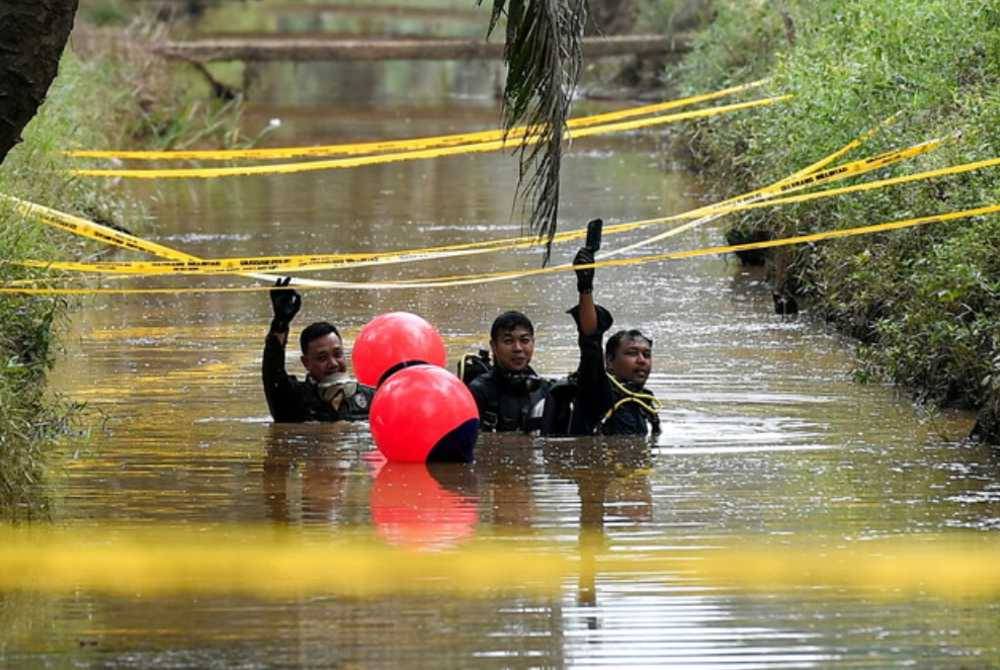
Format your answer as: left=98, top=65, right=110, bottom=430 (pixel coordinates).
left=605, top=329, right=653, bottom=361
left=300, top=321, right=341, bottom=354
left=490, top=310, right=534, bottom=341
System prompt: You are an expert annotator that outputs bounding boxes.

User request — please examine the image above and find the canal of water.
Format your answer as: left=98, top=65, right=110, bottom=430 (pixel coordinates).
left=3, top=5, right=1000, bottom=668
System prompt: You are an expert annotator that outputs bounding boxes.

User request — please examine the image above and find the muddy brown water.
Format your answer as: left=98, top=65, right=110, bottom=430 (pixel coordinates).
left=5, top=15, right=1000, bottom=669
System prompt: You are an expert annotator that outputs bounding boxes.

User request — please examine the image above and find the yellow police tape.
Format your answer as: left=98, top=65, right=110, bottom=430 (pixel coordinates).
left=1, top=195, right=200, bottom=261
left=70, top=96, right=790, bottom=179
left=66, top=80, right=767, bottom=161
left=15, top=136, right=950, bottom=278
left=0, top=526, right=998, bottom=599
left=6, top=107, right=909, bottom=285
left=4, top=202, right=998, bottom=294
left=3, top=124, right=912, bottom=280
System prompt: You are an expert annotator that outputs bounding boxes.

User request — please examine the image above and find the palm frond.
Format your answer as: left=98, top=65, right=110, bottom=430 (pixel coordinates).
left=480, top=0, right=588, bottom=262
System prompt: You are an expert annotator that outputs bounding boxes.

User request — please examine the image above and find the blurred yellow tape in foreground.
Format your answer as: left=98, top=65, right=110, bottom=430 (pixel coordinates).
left=1, top=526, right=998, bottom=600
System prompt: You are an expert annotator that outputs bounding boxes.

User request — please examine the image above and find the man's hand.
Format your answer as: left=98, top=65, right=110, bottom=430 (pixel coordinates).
left=269, top=277, right=301, bottom=332
left=573, top=247, right=595, bottom=295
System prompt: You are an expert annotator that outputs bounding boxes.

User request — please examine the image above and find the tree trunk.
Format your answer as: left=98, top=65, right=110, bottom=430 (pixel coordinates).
left=0, top=0, right=79, bottom=166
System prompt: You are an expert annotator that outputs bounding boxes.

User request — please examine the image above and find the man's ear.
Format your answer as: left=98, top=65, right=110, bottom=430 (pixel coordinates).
left=300, top=354, right=308, bottom=370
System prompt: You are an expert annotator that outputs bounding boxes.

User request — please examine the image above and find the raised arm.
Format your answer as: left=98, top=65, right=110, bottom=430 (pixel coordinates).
left=263, top=277, right=302, bottom=420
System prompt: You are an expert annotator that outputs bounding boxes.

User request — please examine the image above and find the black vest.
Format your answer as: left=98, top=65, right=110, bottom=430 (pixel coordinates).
left=469, top=366, right=552, bottom=433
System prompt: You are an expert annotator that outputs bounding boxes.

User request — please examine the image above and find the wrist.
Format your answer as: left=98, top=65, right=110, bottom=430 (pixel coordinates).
left=270, top=318, right=289, bottom=334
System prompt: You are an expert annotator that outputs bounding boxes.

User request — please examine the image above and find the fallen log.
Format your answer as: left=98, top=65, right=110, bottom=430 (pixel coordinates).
left=153, top=34, right=690, bottom=63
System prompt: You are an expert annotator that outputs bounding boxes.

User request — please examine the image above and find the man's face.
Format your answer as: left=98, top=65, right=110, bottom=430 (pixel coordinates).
left=301, top=332, right=347, bottom=381
left=490, top=326, right=535, bottom=373
left=607, top=336, right=652, bottom=386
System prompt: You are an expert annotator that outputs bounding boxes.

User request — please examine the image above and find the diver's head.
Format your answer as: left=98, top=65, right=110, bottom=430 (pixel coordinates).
left=489, top=310, right=535, bottom=373
left=300, top=321, right=346, bottom=380
left=605, top=329, right=653, bottom=386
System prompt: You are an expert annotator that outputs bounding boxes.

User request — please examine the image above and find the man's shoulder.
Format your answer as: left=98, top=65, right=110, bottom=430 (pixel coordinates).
left=468, top=367, right=498, bottom=388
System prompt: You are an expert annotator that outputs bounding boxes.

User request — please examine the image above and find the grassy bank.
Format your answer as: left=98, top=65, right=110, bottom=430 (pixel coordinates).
left=0, top=15, right=255, bottom=518
left=0, top=47, right=133, bottom=519
left=657, top=0, right=1000, bottom=443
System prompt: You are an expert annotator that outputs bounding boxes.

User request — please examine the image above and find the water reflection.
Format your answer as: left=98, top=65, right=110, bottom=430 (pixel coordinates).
left=370, top=461, right=479, bottom=549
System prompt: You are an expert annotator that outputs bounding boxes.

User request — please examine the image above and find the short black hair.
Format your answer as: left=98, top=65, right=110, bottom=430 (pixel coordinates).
left=490, top=310, right=534, bottom=341
left=300, top=321, right=341, bottom=354
left=605, top=329, right=653, bottom=361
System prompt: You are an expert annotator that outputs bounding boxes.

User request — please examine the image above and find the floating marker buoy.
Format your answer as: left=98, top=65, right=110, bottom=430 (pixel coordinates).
left=369, top=364, right=479, bottom=463
left=352, top=311, right=447, bottom=387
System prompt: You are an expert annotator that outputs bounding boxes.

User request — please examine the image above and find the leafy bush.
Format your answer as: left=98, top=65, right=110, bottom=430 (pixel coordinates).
left=675, top=0, right=1000, bottom=440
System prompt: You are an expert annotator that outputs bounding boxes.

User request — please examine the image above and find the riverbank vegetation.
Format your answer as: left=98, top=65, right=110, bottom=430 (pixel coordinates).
left=0, top=10, right=256, bottom=518
left=654, top=0, right=1000, bottom=443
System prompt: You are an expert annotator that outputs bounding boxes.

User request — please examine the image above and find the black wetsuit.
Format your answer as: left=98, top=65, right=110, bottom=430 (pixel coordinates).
left=468, top=364, right=553, bottom=433
left=262, top=331, right=373, bottom=423
left=567, top=304, right=660, bottom=437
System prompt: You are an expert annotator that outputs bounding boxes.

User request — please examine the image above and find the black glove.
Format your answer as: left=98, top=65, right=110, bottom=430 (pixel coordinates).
left=269, top=277, right=301, bottom=333
left=573, top=247, right=595, bottom=294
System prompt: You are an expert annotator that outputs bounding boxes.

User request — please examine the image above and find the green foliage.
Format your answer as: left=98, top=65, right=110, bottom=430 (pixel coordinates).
left=0, top=52, right=118, bottom=518
left=636, top=0, right=714, bottom=36
left=79, top=0, right=129, bottom=27
left=0, top=20, right=261, bottom=515
left=676, top=0, right=1000, bottom=440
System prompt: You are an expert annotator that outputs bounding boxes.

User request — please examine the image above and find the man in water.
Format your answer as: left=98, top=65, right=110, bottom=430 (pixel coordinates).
left=466, top=310, right=553, bottom=433
left=262, top=278, right=373, bottom=423
left=567, top=220, right=661, bottom=436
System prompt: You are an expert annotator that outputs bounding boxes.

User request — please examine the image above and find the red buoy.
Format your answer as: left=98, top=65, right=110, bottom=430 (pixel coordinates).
left=370, top=462, right=478, bottom=549
left=369, top=364, right=479, bottom=463
left=352, top=311, right=447, bottom=387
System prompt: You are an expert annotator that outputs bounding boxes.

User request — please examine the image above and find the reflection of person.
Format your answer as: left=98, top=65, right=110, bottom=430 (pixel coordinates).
left=467, top=311, right=553, bottom=433
left=542, top=440, right=653, bottom=617
left=262, top=424, right=355, bottom=523
left=567, top=229, right=661, bottom=436
left=262, top=278, right=373, bottom=423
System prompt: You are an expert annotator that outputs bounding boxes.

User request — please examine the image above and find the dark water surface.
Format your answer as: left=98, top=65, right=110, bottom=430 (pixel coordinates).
left=4, top=8, right=1000, bottom=668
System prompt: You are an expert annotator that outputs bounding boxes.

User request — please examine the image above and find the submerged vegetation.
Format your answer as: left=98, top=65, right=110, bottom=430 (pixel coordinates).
left=659, top=0, right=1000, bottom=442
left=0, top=11, right=259, bottom=518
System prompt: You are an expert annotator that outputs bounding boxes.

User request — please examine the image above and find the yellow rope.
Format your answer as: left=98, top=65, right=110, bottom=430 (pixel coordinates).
left=70, top=96, right=790, bottom=179
left=66, top=80, right=768, bottom=161
left=18, top=136, right=944, bottom=277
left=4, top=201, right=997, bottom=294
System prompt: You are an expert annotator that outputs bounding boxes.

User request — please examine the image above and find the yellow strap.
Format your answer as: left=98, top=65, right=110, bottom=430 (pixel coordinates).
left=4, top=201, right=997, bottom=294
left=598, top=373, right=662, bottom=429
left=70, top=96, right=790, bottom=179
left=8, top=110, right=913, bottom=279
left=1, top=195, right=198, bottom=260
left=66, top=80, right=768, bottom=161
left=22, top=137, right=947, bottom=277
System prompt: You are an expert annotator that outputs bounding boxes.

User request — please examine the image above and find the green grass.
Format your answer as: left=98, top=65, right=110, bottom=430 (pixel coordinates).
left=673, top=0, right=1000, bottom=441
left=0, top=49, right=133, bottom=518
left=0, top=18, right=259, bottom=517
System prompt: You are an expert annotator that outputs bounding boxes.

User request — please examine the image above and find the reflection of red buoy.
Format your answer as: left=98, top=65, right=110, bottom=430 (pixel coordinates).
left=370, top=462, right=478, bottom=549
left=352, top=312, right=447, bottom=387
left=370, top=365, right=479, bottom=463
